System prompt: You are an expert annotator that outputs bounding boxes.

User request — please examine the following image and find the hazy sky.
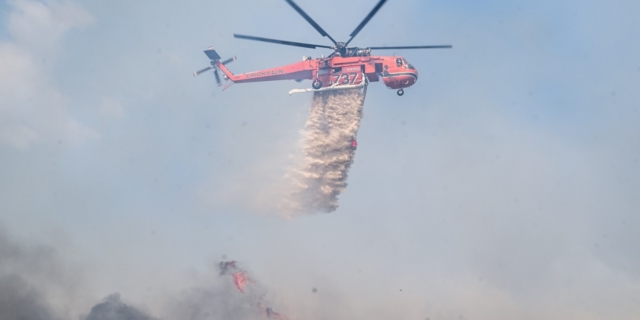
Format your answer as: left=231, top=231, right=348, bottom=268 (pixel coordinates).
left=1, top=0, right=639, bottom=319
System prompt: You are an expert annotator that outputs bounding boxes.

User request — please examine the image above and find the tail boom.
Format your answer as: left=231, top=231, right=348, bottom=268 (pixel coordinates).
left=216, top=60, right=315, bottom=84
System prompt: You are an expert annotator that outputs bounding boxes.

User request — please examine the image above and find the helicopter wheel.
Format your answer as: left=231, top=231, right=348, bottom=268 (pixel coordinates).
left=312, top=80, right=322, bottom=90
left=397, top=89, right=404, bottom=96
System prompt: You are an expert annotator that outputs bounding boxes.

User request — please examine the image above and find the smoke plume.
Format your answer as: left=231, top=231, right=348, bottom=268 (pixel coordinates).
left=0, top=226, right=83, bottom=320
left=283, top=89, right=365, bottom=215
left=0, top=226, right=288, bottom=320
left=163, top=260, right=288, bottom=320
left=84, top=294, right=156, bottom=320
left=0, top=274, right=58, bottom=320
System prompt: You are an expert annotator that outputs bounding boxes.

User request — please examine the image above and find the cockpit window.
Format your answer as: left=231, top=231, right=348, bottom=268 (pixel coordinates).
left=396, top=58, right=403, bottom=66
left=407, top=64, right=415, bottom=70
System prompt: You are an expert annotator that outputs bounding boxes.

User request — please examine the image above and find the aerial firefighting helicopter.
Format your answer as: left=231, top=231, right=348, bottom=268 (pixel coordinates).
left=194, top=0, right=451, bottom=96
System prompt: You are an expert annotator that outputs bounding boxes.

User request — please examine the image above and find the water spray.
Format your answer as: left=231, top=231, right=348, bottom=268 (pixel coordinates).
left=283, top=88, right=366, bottom=215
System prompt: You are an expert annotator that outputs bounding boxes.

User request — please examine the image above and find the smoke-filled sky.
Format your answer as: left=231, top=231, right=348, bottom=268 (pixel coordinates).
left=1, top=0, right=639, bottom=319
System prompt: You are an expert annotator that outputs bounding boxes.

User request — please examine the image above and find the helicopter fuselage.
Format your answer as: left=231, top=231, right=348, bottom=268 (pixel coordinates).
left=215, top=53, right=417, bottom=91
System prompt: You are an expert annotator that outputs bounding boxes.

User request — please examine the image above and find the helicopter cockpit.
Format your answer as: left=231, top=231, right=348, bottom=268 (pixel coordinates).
left=395, top=57, right=415, bottom=70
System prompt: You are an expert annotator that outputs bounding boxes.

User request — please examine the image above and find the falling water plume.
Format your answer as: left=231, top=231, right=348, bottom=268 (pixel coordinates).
left=283, top=88, right=366, bottom=216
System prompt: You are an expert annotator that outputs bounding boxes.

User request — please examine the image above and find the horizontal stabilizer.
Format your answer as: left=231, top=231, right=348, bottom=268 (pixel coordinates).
left=204, top=48, right=221, bottom=60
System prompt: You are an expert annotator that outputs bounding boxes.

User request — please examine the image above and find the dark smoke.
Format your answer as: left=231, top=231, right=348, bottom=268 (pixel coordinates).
left=0, top=227, right=152, bottom=320
left=84, top=294, right=156, bottom=320
left=0, top=226, right=76, bottom=320
left=0, top=226, right=286, bottom=320
left=0, top=225, right=95, bottom=320
left=0, top=274, right=59, bottom=320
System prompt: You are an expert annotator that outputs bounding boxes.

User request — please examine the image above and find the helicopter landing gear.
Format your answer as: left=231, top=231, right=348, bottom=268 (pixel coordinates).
left=312, top=80, right=323, bottom=89
left=397, top=89, right=404, bottom=96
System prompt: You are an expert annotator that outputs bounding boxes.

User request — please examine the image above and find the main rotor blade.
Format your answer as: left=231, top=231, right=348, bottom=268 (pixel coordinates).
left=285, top=0, right=337, bottom=45
left=345, top=0, right=387, bottom=46
left=369, top=45, right=453, bottom=49
left=214, top=69, right=221, bottom=86
left=234, top=34, right=333, bottom=49
left=194, top=66, right=213, bottom=77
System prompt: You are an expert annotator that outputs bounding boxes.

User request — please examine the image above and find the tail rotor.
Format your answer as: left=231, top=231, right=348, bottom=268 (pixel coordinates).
left=193, top=47, right=236, bottom=86
left=193, top=66, right=214, bottom=77
left=213, top=68, right=221, bottom=85
left=220, top=57, right=236, bottom=65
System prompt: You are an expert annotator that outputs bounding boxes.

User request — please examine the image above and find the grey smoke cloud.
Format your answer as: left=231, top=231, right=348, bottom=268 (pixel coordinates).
left=0, top=225, right=287, bottom=320
left=0, top=274, right=58, bottom=320
left=164, top=282, right=264, bottom=320
left=84, top=294, right=156, bottom=320
left=0, top=227, right=152, bottom=320
left=0, top=226, right=79, bottom=320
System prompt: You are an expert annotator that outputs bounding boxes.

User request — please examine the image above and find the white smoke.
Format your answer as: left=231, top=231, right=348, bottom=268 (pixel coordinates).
left=282, top=89, right=366, bottom=216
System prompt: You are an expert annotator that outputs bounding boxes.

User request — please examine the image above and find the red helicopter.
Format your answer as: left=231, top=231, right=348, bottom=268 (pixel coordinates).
left=194, top=0, right=451, bottom=96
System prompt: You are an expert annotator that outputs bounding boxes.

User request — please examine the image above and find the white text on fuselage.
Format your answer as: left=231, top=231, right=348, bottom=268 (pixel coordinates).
left=246, top=70, right=285, bottom=78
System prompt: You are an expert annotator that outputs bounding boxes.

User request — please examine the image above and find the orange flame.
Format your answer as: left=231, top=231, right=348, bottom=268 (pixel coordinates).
left=222, top=261, right=290, bottom=319
left=232, top=271, right=249, bottom=293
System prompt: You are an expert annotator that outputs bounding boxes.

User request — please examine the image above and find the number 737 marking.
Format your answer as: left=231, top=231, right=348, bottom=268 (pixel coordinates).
left=331, top=73, right=359, bottom=85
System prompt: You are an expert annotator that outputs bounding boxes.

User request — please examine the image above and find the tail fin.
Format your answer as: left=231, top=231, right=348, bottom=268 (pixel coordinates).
left=204, top=48, right=221, bottom=61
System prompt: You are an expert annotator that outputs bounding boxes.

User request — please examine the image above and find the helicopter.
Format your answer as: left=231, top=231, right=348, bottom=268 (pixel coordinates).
left=194, top=0, right=451, bottom=96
